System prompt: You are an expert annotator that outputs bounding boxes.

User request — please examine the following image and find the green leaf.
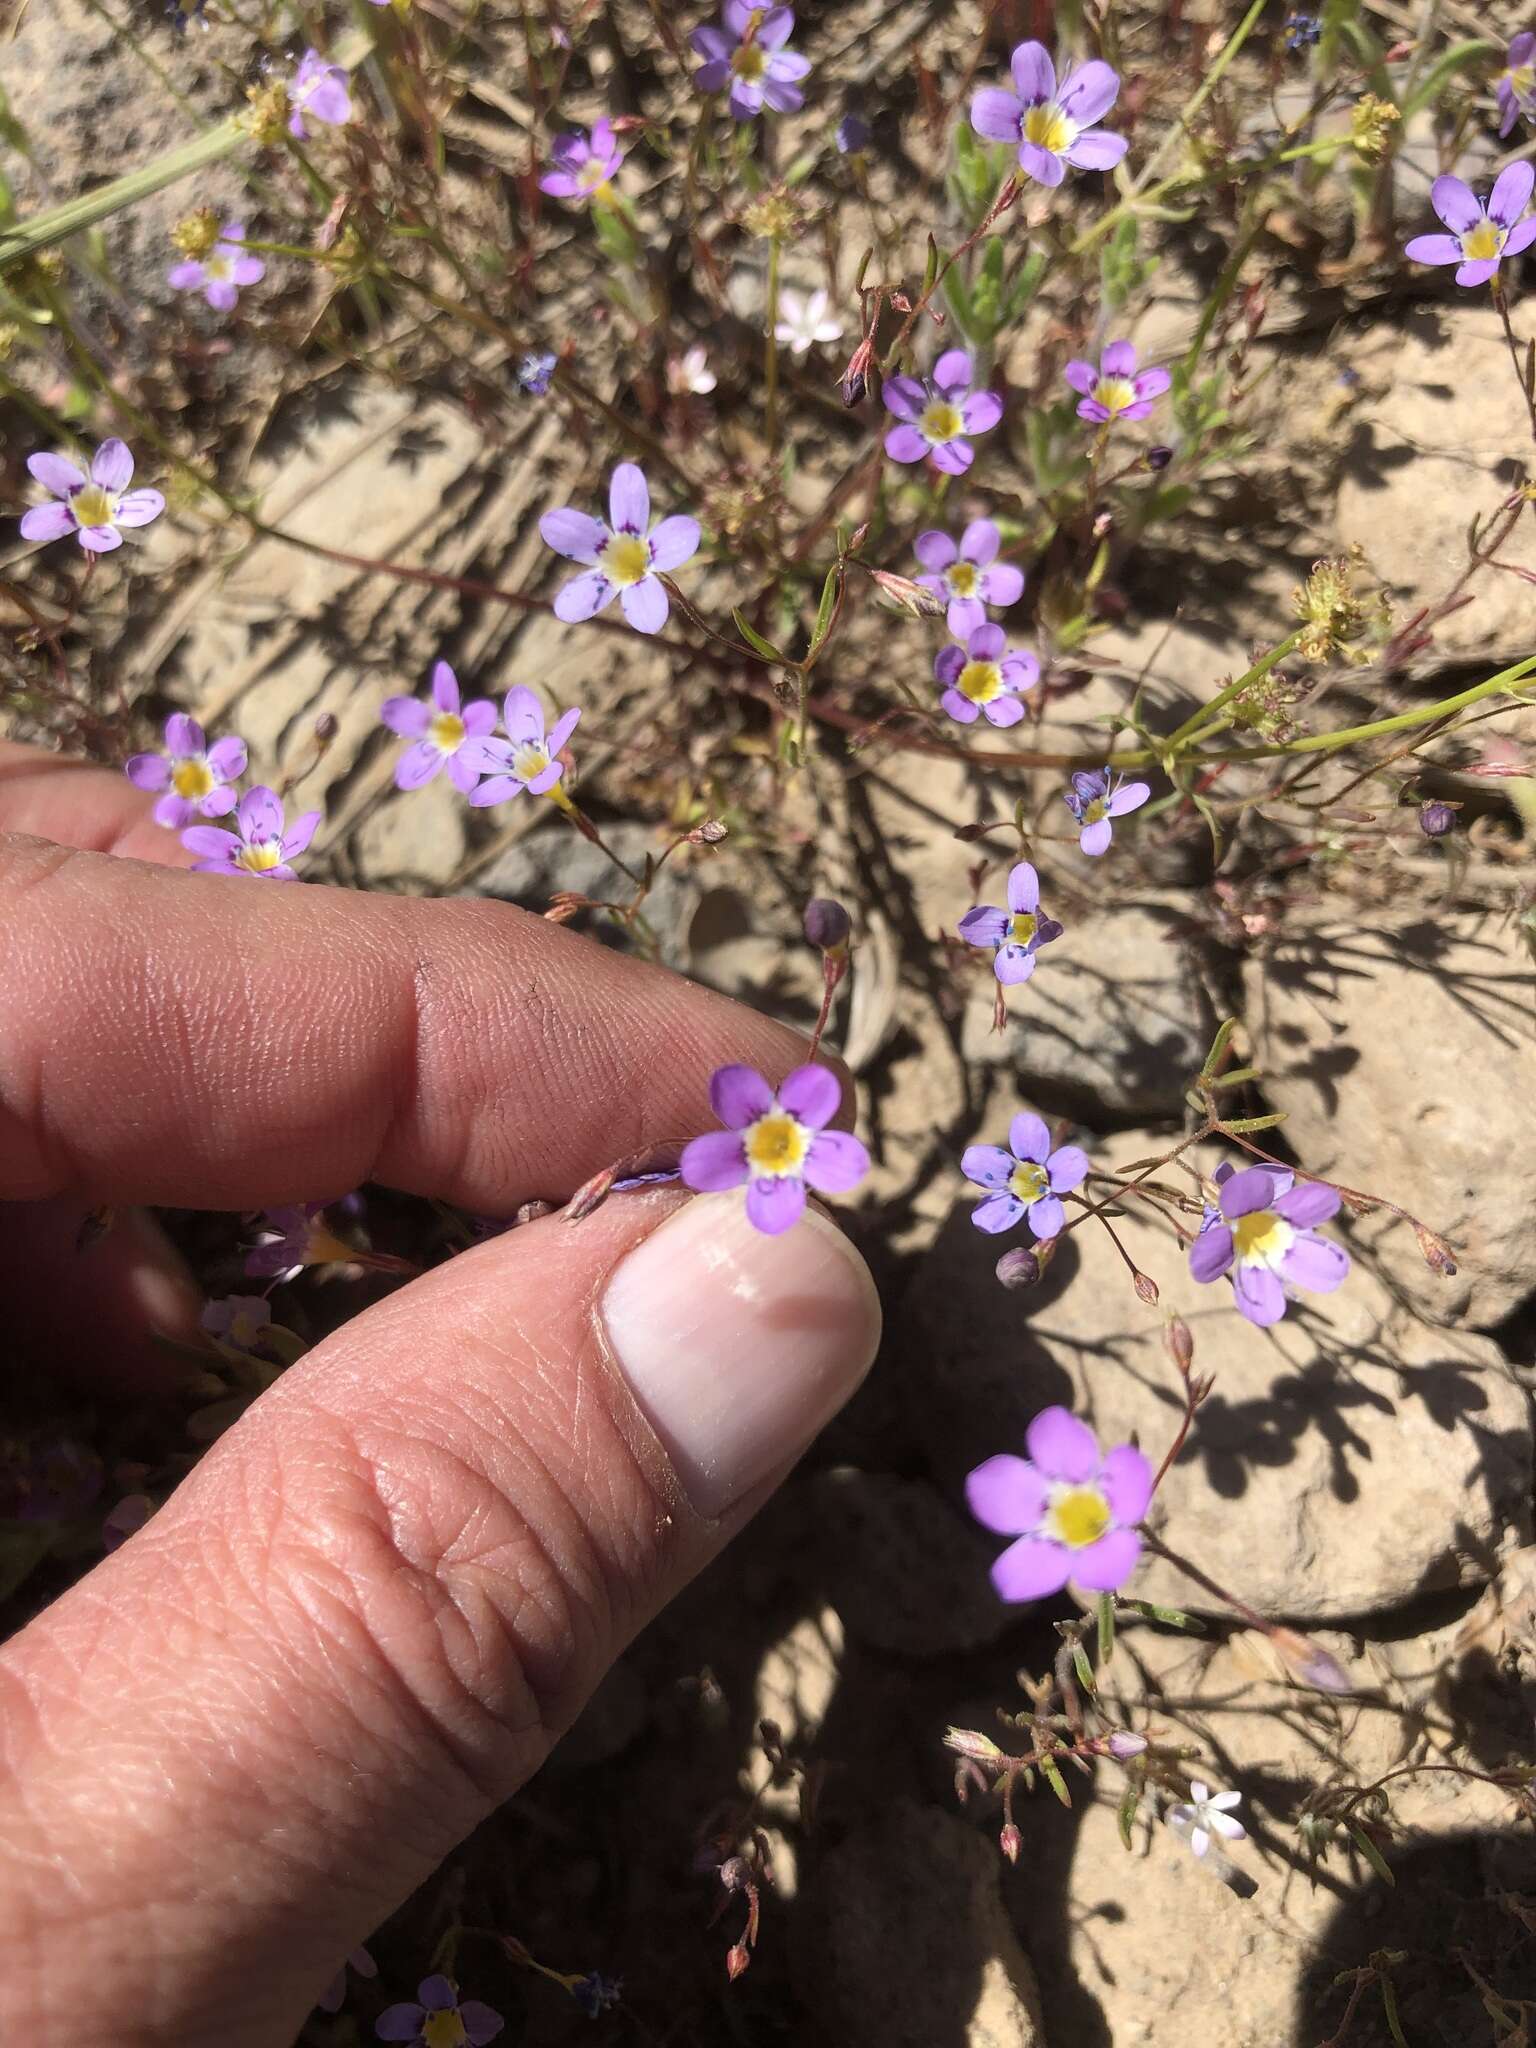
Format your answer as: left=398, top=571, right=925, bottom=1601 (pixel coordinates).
left=1072, top=1641, right=1096, bottom=1695
left=732, top=609, right=786, bottom=664
left=1199, top=1018, right=1239, bottom=1078
left=1401, top=38, right=1494, bottom=121
left=1220, top=1111, right=1288, bottom=1134
left=1348, top=1824, right=1395, bottom=1887
left=1119, top=1598, right=1205, bottom=1632
left=1117, top=1777, right=1140, bottom=1850
left=807, top=562, right=842, bottom=659
left=1040, top=1754, right=1073, bottom=1808
left=1097, top=1591, right=1115, bottom=1666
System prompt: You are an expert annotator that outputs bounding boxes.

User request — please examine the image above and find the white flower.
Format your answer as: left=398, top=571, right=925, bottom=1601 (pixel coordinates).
left=672, top=345, right=717, bottom=395
left=1168, top=1781, right=1246, bottom=1859
left=774, top=286, right=843, bottom=356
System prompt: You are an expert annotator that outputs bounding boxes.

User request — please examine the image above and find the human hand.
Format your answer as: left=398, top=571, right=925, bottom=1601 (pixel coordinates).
left=0, top=741, right=881, bottom=2046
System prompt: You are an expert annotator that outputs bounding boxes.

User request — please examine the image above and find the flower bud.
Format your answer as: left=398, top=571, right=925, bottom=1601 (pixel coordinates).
left=841, top=368, right=867, bottom=408
left=1164, top=1316, right=1194, bottom=1373
left=995, top=1246, right=1042, bottom=1291
left=1108, top=1731, right=1148, bottom=1760
left=726, top=1943, right=751, bottom=1981
left=1413, top=1221, right=1458, bottom=1276
left=690, top=818, right=729, bottom=844
left=836, top=113, right=871, bottom=154
left=514, top=1198, right=554, bottom=1227
left=867, top=566, right=945, bottom=617
left=314, top=711, right=338, bottom=743
left=804, top=896, right=851, bottom=951
left=1133, top=1269, right=1159, bottom=1305
left=944, top=1725, right=1006, bottom=1762
left=1418, top=799, right=1456, bottom=839
left=998, top=1823, right=1022, bottom=1863
left=1146, top=445, right=1174, bottom=471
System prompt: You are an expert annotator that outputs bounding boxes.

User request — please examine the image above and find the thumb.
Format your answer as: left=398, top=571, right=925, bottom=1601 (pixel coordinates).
left=0, top=1185, right=880, bottom=2047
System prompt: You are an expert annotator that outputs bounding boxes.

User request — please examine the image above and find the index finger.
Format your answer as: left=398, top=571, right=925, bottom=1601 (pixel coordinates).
left=0, top=816, right=823, bottom=1215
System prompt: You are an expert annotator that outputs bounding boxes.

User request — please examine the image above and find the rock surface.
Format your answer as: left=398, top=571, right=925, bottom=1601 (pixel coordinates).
left=1242, top=909, right=1536, bottom=1328
left=897, top=1130, right=1532, bottom=1621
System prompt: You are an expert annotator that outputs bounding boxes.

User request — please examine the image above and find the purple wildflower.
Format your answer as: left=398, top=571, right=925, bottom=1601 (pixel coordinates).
left=540, top=462, right=700, bottom=634
left=692, top=4, right=811, bottom=121
left=1169, top=1782, right=1246, bottom=1858
left=967, top=1406, right=1151, bottom=1600
left=935, top=622, right=1038, bottom=728
left=836, top=112, right=871, bottom=154
left=181, top=785, right=321, bottom=880
left=20, top=439, right=164, bottom=554
left=288, top=49, right=352, bottom=138
left=680, top=1062, right=870, bottom=1236
left=377, top=1976, right=504, bottom=2047
left=1062, top=339, right=1170, bottom=424
left=1498, top=32, right=1536, bottom=139
left=245, top=1202, right=352, bottom=1280
left=882, top=348, right=1002, bottom=474
left=1064, top=765, right=1151, bottom=855
left=961, top=1112, right=1089, bottom=1240
left=970, top=41, right=1128, bottom=188
left=1404, top=164, right=1536, bottom=287
left=914, top=519, right=1025, bottom=636
left=518, top=351, right=557, bottom=395
left=167, top=222, right=264, bottom=310
left=1189, top=1161, right=1350, bottom=1326
left=316, top=1946, right=378, bottom=2016
left=380, top=660, right=499, bottom=795
left=539, top=119, right=625, bottom=203
left=125, top=713, right=247, bottom=827
left=957, top=860, right=1062, bottom=984
left=200, top=1295, right=273, bottom=1353
left=469, top=686, right=581, bottom=806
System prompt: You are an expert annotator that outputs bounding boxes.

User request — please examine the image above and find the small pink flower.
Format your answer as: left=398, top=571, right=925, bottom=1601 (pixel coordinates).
left=379, top=660, right=499, bottom=795
left=288, top=48, right=352, bottom=138
left=1405, top=164, right=1536, bottom=287
left=967, top=1406, right=1151, bottom=1601
left=935, top=622, right=1038, bottom=728
left=1062, top=339, right=1170, bottom=424
left=167, top=222, right=265, bottom=311
left=181, top=785, right=321, bottom=880
left=680, top=1062, right=870, bottom=1235
left=20, top=439, right=164, bottom=554
left=882, top=349, right=1002, bottom=475
left=125, top=713, right=247, bottom=827
left=468, top=687, right=581, bottom=806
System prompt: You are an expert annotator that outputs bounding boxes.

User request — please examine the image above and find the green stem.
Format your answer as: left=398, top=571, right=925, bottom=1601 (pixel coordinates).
left=1197, top=656, right=1536, bottom=762
left=1161, top=631, right=1305, bottom=749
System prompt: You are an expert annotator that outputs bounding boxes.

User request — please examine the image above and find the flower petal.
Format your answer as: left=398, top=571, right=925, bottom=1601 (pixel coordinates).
left=430, top=660, right=460, bottom=714
left=460, top=2004, right=505, bottom=2047
left=992, top=1533, right=1071, bottom=1602
left=778, top=1062, right=841, bottom=1129
left=746, top=1174, right=807, bottom=1234
left=1233, top=1261, right=1287, bottom=1325
left=1008, top=1111, right=1051, bottom=1164
left=1019, top=140, right=1065, bottom=187
left=620, top=574, right=669, bottom=633
left=1430, top=173, right=1481, bottom=234
left=1079, top=817, right=1114, bottom=856
left=966, top=1453, right=1047, bottom=1536
left=970, top=85, right=1023, bottom=142
left=238, top=785, right=283, bottom=843
left=396, top=739, right=445, bottom=790
left=1279, top=1233, right=1351, bottom=1294
left=115, top=489, right=164, bottom=529
left=993, top=934, right=1035, bottom=974
left=959, top=518, right=1000, bottom=565
left=884, top=422, right=931, bottom=462
left=1273, top=1180, right=1340, bottom=1227
left=1025, top=1405, right=1100, bottom=1483
left=1064, top=127, right=1127, bottom=170
left=546, top=705, right=581, bottom=755
left=1026, top=1193, right=1065, bottom=1240
left=281, top=811, right=321, bottom=860
left=380, top=695, right=431, bottom=736
left=165, top=713, right=204, bottom=756
left=1189, top=1222, right=1234, bottom=1283
left=960, top=389, right=1003, bottom=434
left=376, top=2004, right=429, bottom=2041
left=958, top=905, right=1008, bottom=947
left=205, top=735, right=247, bottom=781
left=553, top=569, right=613, bottom=622
left=1505, top=216, right=1536, bottom=256
left=608, top=461, right=650, bottom=534
left=1454, top=257, right=1501, bottom=288
left=930, top=437, right=974, bottom=475
left=1403, top=232, right=1463, bottom=267
left=1006, top=861, right=1039, bottom=913
left=1070, top=1525, right=1141, bottom=1591
left=1101, top=338, right=1137, bottom=376
left=1490, top=159, right=1535, bottom=227
left=882, top=374, right=927, bottom=421
left=1046, top=1144, right=1090, bottom=1193
left=1100, top=1443, right=1153, bottom=1523
left=933, top=347, right=974, bottom=394
left=1063, top=358, right=1098, bottom=396
left=970, top=1190, right=1024, bottom=1234
left=125, top=752, right=170, bottom=792
left=1010, top=40, right=1056, bottom=105
left=756, top=5, right=794, bottom=49
left=539, top=506, right=606, bottom=563
left=647, top=513, right=701, bottom=571
left=1218, top=1165, right=1279, bottom=1218
left=28, top=451, right=86, bottom=495
left=946, top=595, right=987, bottom=636
left=914, top=527, right=957, bottom=570
left=91, top=438, right=134, bottom=492
left=78, top=524, right=123, bottom=552
left=961, top=1144, right=1015, bottom=1189
left=711, top=1063, right=774, bottom=1129
left=19, top=502, right=77, bottom=543
left=1106, top=779, right=1151, bottom=816
left=502, top=684, right=545, bottom=745
left=804, top=1128, right=870, bottom=1193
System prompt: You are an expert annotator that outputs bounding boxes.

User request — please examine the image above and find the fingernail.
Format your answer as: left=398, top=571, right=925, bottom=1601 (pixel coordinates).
left=600, top=1191, right=882, bottom=1517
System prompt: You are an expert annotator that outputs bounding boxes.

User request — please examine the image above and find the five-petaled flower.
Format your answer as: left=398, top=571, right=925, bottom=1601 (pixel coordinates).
left=692, top=3, right=811, bottom=120
left=245, top=1202, right=353, bottom=1280
left=775, top=285, right=844, bottom=355
left=882, top=349, right=1003, bottom=474
left=1168, top=1782, right=1246, bottom=1859
left=376, top=1974, right=504, bottom=2046
left=680, top=1063, right=870, bottom=1235
left=914, top=519, right=1025, bottom=636
left=970, top=41, right=1128, bottom=188
left=201, top=1295, right=273, bottom=1353
left=1189, top=1161, right=1350, bottom=1326
left=469, top=686, right=581, bottom=805
left=1404, top=164, right=1536, bottom=287
left=962, top=1112, right=1090, bottom=1240
left=380, top=660, right=499, bottom=795
left=967, top=1406, right=1152, bottom=1600
left=1064, top=766, right=1151, bottom=855
left=1498, top=32, right=1536, bottom=138
left=288, top=48, right=352, bottom=138
left=958, top=860, right=1063, bottom=983
left=21, top=439, right=165, bottom=554
left=539, top=118, right=625, bottom=204
left=182, top=785, right=321, bottom=881
left=126, top=713, right=247, bottom=827
left=935, top=622, right=1039, bottom=728
left=540, top=462, right=701, bottom=635
left=168, top=222, right=265, bottom=310
left=1063, top=339, right=1170, bottom=424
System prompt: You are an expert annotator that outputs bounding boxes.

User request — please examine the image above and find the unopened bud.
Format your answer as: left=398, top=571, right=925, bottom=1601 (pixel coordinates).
left=1271, top=1625, right=1353, bottom=1695
left=841, top=368, right=867, bottom=408
left=1108, top=1731, right=1148, bottom=1760
left=804, top=896, right=851, bottom=951
left=1418, top=799, right=1456, bottom=839
left=1164, top=1316, right=1194, bottom=1373
left=725, top=1942, right=751, bottom=1981
left=996, top=1246, right=1042, bottom=1291
left=1146, top=445, right=1173, bottom=471
left=514, top=1198, right=554, bottom=1226
left=944, top=1725, right=1006, bottom=1762
left=690, top=818, right=728, bottom=844
left=1133, top=1269, right=1159, bottom=1305
left=998, top=1823, right=1022, bottom=1864
left=867, top=566, right=944, bottom=617
left=314, top=711, right=338, bottom=743
left=1413, top=1221, right=1458, bottom=1277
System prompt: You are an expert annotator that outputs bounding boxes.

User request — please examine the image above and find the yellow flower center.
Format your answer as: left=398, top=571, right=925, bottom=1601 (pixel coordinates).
left=229, top=1309, right=263, bottom=1347
left=172, top=758, right=213, bottom=800
left=1232, top=1208, right=1293, bottom=1265
left=72, top=484, right=115, bottom=528
left=1023, top=101, right=1073, bottom=154
left=423, top=2011, right=468, bottom=2048
left=744, top=1108, right=812, bottom=1178
left=919, top=400, right=963, bottom=443
left=958, top=658, right=1002, bottom=703
left=732, top=41, right=768, bottom=83
left=429, top=712, right=467, bottom=753
left=600, top=532, right=652, bottom=587
left=1008, top=1160, right=1048, bottom=1204
left=1509, top=62, right=1534, bottom=95
left=1093, top=375, right=1137, bottom=415
left=1082, top=796, right=1108, bottom=824
left=206, top=251, right=233, bottom=281
left=235, top=839, right=283, bottom=874
left=577, top=158, right=609, bottom=193
left=1461, top=219, right=1504, bottom=262
left=513, top=741, right=550, bottom=782
left=1046, top=1484, right=1112, bottom=1550
left=1006, top=910, right=1038, bottom=946
left=947, top=561, right=979, bottom=597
